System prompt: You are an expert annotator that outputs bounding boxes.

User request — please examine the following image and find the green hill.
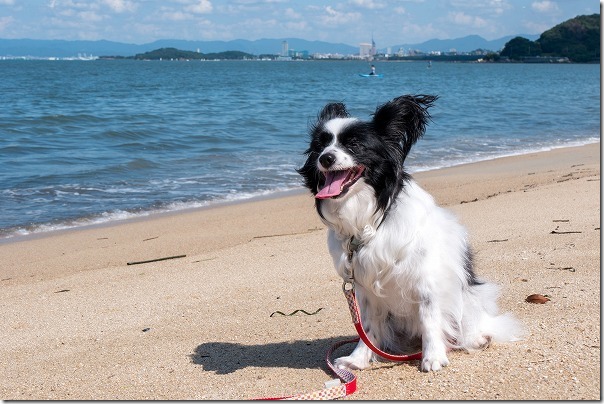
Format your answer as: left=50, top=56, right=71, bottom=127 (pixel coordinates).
left=500, top=14, right=600, bottom=62
left=538, top=14, right=600, bottom=62
left=133, top=47, right=255, bottom=60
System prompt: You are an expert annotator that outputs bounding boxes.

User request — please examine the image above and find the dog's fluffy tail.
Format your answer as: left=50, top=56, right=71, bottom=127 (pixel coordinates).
left=459, top=282, right=525, bottom=349
left=483, top=311, right=525, bottom=343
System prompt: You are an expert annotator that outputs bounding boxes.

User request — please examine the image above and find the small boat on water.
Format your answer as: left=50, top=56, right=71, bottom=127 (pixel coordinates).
left=359, top=73, right=384, bottom=78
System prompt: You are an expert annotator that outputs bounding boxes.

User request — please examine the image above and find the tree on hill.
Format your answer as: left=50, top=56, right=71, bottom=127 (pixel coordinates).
left=133, top=47, right=255, bottom=60
left=134, top=47, right=200, bottom=60
left=500, top=37, right=542, bottom=60
left=500, top=14, right=600, bottom=62
left=537, top=14, right=600, bottom=63
left=203, top=50, right=254, bottom=60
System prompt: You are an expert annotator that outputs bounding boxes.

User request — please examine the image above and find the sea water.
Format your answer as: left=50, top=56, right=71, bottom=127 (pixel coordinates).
left=0, top=60, right=600, bottom=239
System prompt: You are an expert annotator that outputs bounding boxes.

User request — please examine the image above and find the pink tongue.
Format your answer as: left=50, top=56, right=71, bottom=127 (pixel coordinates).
left=316, top=171, right=349, bottom=199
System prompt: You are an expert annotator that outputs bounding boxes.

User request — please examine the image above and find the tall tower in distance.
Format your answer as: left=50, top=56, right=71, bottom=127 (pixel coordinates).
left=281, top=40, right=289, bottom=57
left=370, top=34, right=376, bottom=57
left=360, top=34, right=377, bottom=60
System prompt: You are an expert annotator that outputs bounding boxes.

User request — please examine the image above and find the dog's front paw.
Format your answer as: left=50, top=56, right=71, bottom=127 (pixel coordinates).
left=421, top=350, right=449, bottom=372
left=334, top=355, right=371, bottom=370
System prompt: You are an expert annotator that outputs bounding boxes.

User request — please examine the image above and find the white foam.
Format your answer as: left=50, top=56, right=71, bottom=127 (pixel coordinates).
left=409, top=137, right=600, bottom=174
left=0, top=186, right=303, bottom=241
left=1, top=138, right=599, bottom=242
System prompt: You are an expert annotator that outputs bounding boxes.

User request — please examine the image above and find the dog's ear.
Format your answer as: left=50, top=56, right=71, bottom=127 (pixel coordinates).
left=318, top=102, right=349, bottom=121
left=373, top=94, right=437, bottom=159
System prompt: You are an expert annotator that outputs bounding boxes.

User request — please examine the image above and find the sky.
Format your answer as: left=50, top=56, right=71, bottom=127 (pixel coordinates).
left=0, top=0, right=599, bottom=47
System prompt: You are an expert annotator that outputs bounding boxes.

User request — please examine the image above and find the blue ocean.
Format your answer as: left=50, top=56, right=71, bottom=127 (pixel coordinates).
left=0, top=60, right=600, bottom=239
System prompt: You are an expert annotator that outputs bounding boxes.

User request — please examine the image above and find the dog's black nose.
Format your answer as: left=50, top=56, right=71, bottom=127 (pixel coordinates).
left=319, top=153, right=336, bottom=168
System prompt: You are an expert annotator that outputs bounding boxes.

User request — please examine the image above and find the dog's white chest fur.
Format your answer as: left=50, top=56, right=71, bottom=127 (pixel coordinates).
left=324, top=180, right=463, bottom=305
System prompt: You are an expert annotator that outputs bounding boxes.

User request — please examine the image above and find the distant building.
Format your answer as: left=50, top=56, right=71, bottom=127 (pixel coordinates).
left=281, top=41, right=288, bottom=57
left=360, top=36, right=377, bottom=59
left=359, top=43, right=372, bottom=59
left=288, top=49, right=309, bottom=59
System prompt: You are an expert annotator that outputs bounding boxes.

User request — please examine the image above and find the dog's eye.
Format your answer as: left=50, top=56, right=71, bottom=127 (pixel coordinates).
left=341, top=137, right=360, bottom=150
left=318, top=131, right=333, bottom=146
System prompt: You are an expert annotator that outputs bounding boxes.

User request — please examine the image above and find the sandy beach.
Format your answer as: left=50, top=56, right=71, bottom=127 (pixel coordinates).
left=0, top=142, right=600, bottom=400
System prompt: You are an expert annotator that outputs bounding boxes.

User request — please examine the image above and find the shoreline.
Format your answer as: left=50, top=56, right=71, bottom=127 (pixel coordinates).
left=1, top=139, right=599, bottom=244
left=0, top=141, right=600, bottom=400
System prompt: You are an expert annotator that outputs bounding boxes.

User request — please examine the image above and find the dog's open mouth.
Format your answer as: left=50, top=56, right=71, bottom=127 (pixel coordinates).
left=316, top=166, right=365, bottom=199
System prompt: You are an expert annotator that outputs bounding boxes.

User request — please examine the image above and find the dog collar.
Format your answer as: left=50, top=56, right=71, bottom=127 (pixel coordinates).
left=347, top=236, right=363, bottom=261
left=344, top=236, right=363, bottom=283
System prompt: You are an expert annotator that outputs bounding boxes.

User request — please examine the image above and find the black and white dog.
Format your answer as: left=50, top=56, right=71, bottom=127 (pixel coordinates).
left=298, top=95, right=522, bottom=372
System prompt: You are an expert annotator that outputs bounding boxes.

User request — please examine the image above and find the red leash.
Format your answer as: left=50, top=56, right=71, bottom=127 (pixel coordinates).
left=254, top=282, right=421, bottom=400
left=342, top=282, right=423, bottom=363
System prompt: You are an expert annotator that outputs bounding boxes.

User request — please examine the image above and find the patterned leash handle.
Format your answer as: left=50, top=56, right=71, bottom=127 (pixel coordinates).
left=253, top=337, right=359, bottom=400
left=282, top=338, right=359, bottom=400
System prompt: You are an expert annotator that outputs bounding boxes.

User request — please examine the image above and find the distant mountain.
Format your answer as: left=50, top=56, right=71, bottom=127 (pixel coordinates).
left=389, top=34, right=540, bottom=53
left=0, top=38, right=358, bottom=58
left=0, top=39, right=140, bottom=58
left=129, top=38, right=360, bottom=56
left=0, top=34, right=539, bottom=58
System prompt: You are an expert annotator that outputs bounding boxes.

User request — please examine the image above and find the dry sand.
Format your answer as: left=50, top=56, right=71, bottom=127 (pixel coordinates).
left=0, top=142, right=600, bottom=400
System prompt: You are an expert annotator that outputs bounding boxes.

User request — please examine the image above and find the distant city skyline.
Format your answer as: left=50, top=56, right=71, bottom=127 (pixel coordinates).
left=0, top=0, right=598, bottom=48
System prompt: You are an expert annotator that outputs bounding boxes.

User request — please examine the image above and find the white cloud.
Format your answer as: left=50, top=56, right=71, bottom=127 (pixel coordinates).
left=284, top=7, right=301, bottom=19
left=285, top=20, right=307, bottom=31
left=489, top=0, right=511, bottom=14
left=0, top=0, right=15, bottom=5
left=349, top=0, right=385, bottom=9
left=398, top=21, right=442, bottom=43
left=54, top=0, right=98, bottom=11
left=231, top=0, right=288, bottom=4
left=163, top=11, right=193, bottom=21
left=448, top=11, right=488, bottom=28
left=239, top=17, right=278, bottom=29
left=186, top=0, right=213, bottom=14
left=218, top=0, right=286, bottom=16
left=320, top=6, right=361, bottom=26
left=102, top=0, right=137, bottom=13
left=79, top=10, right=105, bottom=22
left=531, top=1, right=558, bottom=13
left=450, top=0, right=511, bottom=15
